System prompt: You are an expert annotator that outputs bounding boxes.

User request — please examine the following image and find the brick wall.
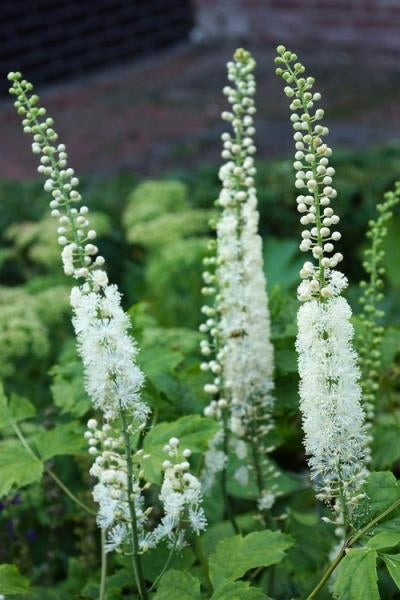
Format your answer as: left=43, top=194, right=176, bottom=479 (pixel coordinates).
left=192, top=0, right=400, bottom=56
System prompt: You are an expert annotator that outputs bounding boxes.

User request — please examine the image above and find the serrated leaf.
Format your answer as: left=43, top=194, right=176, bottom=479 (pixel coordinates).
left=153, top=570, right=201, bottom=600
left=143, top=415, right=219, bottom=483
left=381, top=553, right=400, bottom=589
left=0, top=440, right=43, bottom=497
left=334, top=548, right=379, bottom=600
left=209, top=530, right=293, bottom=590
left=33, top=422, right=84, bottom=461
left=0, top=385, right=36, bottom=428
left=0, top=564, right=30, bottom=595
left=355, top=472, right=400, bottom=527
left=366, top=531, right=400, bottom=550
left=211, top=581, right=271, bottom=599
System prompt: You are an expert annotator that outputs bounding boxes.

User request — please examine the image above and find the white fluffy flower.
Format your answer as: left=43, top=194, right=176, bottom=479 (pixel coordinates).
left=297, top=297, right=368, bottom=511
left=61, top=243, right=76, bottom=276
left=71, top=284, right=147, bottom=421
left=201, top=49, right=277, bottom=511
left=153, top=439, right=207, bottom=548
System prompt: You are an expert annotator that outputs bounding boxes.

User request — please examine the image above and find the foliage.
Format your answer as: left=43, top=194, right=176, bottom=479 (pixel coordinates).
left=0, top=142, right=399, bottom=598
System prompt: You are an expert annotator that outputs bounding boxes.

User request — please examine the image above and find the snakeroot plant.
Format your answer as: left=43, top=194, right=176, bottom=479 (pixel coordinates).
left=4, top=47, right=400, bottom=600
left=357, top=185, right=400, bottom=424
left=275, top=46, right=369, bottom=530
left=8, top=71, right=206, bottom=599
left=200, top=49, right=277, bottom=523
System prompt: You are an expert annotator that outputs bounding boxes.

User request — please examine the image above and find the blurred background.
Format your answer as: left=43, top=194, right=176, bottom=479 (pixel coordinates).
left=2, top=0, right=400, bottom=177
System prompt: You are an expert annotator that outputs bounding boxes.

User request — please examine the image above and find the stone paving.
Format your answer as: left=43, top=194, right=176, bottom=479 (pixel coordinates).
left=1, top=41, right=400, bottom=179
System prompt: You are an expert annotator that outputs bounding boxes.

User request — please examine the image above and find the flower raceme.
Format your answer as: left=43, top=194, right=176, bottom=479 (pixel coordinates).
left=8, top=72, right=206, bottom=559
left=200, top=49, right=277, bottom=513
left=275, top=46, right=368, bottom=525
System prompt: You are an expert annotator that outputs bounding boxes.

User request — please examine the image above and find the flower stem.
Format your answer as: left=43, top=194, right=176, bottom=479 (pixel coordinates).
left=221, top=412, right=240, bottom=534
left=148, top=537, right=178, bottom=593
left=305, top=496, right=400, bottom=599
left=99, top=529, right=107, bottom=600
left=120, top=409, right=148, bottom=600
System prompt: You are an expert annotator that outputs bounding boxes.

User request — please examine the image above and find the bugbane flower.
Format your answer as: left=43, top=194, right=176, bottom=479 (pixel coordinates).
left=276, top=45, right=368, bottom=523
left=9, top=72, right=205, bottom=555
left=201, top=49, right=277, bottom=512
left=357, top=187, right=400, bottom=424
left=152, top=438, right=206, bottom=548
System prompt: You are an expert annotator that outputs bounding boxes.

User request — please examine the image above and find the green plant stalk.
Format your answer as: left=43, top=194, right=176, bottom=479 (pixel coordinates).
left=11, top=420, right=96, bottom=516
left=120, top=408, right=148, bottom=600
left=148, top=536, right=178, bottom=593
left=99, top=529, right=107, bottom=600
left=305, top=496, right=400, bottom=599
left=221, top=410, right=240, bottom=534
left=17, top=83, right=150, bottom=596
left=285, top=59, right=352, bottom=527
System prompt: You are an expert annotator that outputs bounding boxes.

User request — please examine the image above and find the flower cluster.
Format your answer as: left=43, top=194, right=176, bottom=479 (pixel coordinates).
left=8, top=72, right=205, bottom=559
left=358, top=186, right=400, bottom=423
left=85, top=419, right=150, bottom=553
left=276, top=47, right=368, bottom=523
left=274, top=48, right=345, bottom=303
left=153, top=438, right=207, bottom=548
left=71, top=285, right=146, bottom=422
left=297, top=298, right=368, bottom=514
left=200, top=49, right=277, bottom=510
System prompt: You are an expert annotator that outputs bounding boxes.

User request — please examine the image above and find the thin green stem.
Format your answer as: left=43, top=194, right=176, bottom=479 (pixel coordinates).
left=11, top=420, right=96, bottom=516
left=120, top=409, right=148, bottom=600
left=148, top=537, right=178, bottom=593
left=99, top=529, right=107, bottom=600
left=46, top=466, right=96, bottom=516
left=221, top=411, right=240, bottom=534
left=192, top=536, right=213, bottom=595
left=305, top=496, right=400, bottom=599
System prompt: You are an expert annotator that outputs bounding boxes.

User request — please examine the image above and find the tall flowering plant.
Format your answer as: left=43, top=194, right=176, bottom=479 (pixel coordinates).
left=200, top=49, right=277, bottom=521
left=275, top=46, right=369, bottom=530
left=8, top=72, right=206, bottom=599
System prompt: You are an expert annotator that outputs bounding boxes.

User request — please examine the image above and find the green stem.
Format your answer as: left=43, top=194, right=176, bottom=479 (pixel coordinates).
left=305, top=496, right=400, bottom=599
left=11, top=420, right=96, bottom=516
left=99, top=529, right=107, bottom=600
left=148, top=537, right=178, bottom=593
left=120, top=409, right=148, bottom=600
left=192, top=536, right=213, bottom=595
left=221, top=412, right=240, bottom=534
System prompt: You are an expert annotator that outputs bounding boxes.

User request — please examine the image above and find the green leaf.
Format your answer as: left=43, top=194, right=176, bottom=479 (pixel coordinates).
left=0, top=385, right=36, bottom=429
left=33, top=422, right=84, bottom=461
left=334, top=548, right=379, bottom=600
left=372, top=417, right=400, bottom=470
left=141, top=544, right=195, bottom=583
left=143, top=415, right=219, bottom=483
left=264, top=238, right=304, bottom=291
left=382, top=553, right=400, bottom=589
left=211, top=581, right=271, bottom=599
left=209, top=530, right=293, bottom=590
left=0, top=440, right=43, bottom=497
left=380, top=327, right=400, bottom=369
left=355, top=471, right=400, bottom=527
left=0, top=564, right=30, bottom=595
left=50, top=345, right=91, bottom=418
left=153, top=570, right=201, bottom=600
left=366, top=531, right=400, bottom=550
